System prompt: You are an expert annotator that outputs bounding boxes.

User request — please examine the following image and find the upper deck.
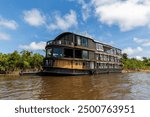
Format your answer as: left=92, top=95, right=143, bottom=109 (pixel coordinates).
left=46, top=32, right=122, bottom=56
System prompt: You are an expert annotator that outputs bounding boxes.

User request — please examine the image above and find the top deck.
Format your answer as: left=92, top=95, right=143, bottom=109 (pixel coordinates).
left=46, top=32, right=122, bottom=56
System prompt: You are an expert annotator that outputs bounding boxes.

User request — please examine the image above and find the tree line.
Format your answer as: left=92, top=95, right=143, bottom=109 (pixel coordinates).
left=0, top=50, right=44, bottom=73
left=122, top=53, right=150, bottom=70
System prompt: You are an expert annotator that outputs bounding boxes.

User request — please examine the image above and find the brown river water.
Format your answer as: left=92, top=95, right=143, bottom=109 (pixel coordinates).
left=0, top=72, right=150, bottom=100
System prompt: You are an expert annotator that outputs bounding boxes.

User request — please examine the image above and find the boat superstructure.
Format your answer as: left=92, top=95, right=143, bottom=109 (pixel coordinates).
left=43, top=32, right=122, bottom=75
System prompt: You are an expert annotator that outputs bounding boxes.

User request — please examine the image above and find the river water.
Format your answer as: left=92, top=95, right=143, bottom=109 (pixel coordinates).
left=0, top=72, right=150, bottom=100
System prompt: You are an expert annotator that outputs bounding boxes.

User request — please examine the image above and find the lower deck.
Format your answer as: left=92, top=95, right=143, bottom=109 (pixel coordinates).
left=43, top=57, right=122, bottom=75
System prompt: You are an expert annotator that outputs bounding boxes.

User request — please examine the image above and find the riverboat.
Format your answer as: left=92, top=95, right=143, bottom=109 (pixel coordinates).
left=42, top=32, right=122, bottom=75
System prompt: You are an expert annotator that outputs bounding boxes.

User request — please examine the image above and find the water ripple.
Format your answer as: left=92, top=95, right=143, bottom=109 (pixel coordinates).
left=0, top=73, right=150, bottom=99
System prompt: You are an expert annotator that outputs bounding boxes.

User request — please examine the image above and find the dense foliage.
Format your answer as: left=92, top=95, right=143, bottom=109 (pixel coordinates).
left=0, top=50, right=44, bottom=72
left=122, top=53, right=150, bottom=70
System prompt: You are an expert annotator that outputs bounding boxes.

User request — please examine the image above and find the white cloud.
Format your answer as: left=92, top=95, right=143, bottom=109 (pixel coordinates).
left=0, top=17, right=18, bottom=30
left=122, top=46, right=143, bottom=55
left=92, top=0, right=150, bottom=31
left=23, top=9, right=46, bottom=27
left=78, top=0, right=91, bottom=21
left=48, top=10, right=78, bottom=31
left=135, top=56, right=143, bottom=60
left=0, top=32, right=10, bottom=40
left=133, top=37, right=150, bottom=46
left=19, top=41, right=46, bottom=50
left=68, top=0, right=91, bottom=21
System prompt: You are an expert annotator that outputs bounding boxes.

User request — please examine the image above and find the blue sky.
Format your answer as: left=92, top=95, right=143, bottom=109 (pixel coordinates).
left=0, top=0, right=150, bottom=59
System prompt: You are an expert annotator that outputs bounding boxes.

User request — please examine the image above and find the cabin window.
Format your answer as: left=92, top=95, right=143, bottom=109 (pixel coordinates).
left=96, top=43, right=104, bottom=51
left=107, top=56, right=110, bottom=61
left=111, top=56, right=114, bottom=62
left=83, top=62, right=85, bottom=66
left=100, top=54, right=104, bottom=61
left=114, top=57, right=116, bottom=62
left=107, top=49, right=111, bottom=54
left=114, top=64, right=118, bottom=69
left=112, top=48, right=116, bottom=54
left=116, top=58, right=118, bottom=62
left=58, top=40, right=61, bottom=44
left=64, top=48, right=73, bottom=58
left=89, top=51, right=95, bottom=60
left=104, top=55, right=108, bottom=61
left=97, top=62, right=101, bottom=69
left=76, top=36, right=81, bottom=46
left=75, top=36, right=88, bottom=47
left=100, top=63, right=103, bottom=69
left=96, top=54, right=99, bottom=60
left=109, top=64, right=113, bottom=68
left=103, top=55, right=106, bottom=61
left=82, top=50, right=88, bottom=59
left=81, top=38, right=88, bottom=47
left=75, top=49, right=82, bottom=58
left=99, top=63, right=102, bottom=69
left=97, top=63, right=99, bottom=69
left=109, top=56, right=111, bottom=61
left=53, top=48, right=63, bottom=58
left=90, top=62, right=94, bottom=69
left=46, top=48, right=52, bottom=57
left=116, top=49, right=121, bottom=55
left=63, top=34, right=73, bottom=45
left=104, top=63, right=107, bottom=68
left=64, top=34, right=72, bottom=41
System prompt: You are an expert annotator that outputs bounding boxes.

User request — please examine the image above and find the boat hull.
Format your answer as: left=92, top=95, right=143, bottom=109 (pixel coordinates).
left=41, top=67, right=122, bottom=76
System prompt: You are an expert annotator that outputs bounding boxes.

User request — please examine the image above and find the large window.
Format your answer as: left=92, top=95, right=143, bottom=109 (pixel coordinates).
left=116, top=49, right=121, bottom=55
left=46, top=48, right=52, bottom=57
left=75, top=36, right=88, bottom=47
left=96, top=54, right=99, bottom=60
left=53, top=48, right=63, bottom=58
left=82, top=50, right=88, bottom=59
left=76, top=36, right=81, bottom=46
left=81, top=38, right=88, bottom=47
left=104, top=55, right=108, bottom=61
left=75, top=49, right=82, bottom=58
left=96, top=43, right=104, bottom=51
left=100, top=54, right=103, bottom=61
left=112, top=48, right=116, bottom=54
left=64, top=48, right=73, bottom=58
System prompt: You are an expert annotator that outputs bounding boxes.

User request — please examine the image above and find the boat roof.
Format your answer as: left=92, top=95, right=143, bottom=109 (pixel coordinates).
left=54, top=32, right=121, bottom=51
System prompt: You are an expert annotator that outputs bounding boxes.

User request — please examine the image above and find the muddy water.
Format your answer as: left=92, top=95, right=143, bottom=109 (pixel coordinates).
left=0, top=72, right=150, bottom=100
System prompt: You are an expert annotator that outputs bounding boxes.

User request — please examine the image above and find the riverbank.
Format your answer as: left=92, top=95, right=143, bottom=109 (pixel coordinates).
left=0, top=69, right=41, bottom=76
left=122, top=69, right=150, bottom=73
left=0, top=71, right=20, bottom=76
left=1, top=69, right=150, bottom=76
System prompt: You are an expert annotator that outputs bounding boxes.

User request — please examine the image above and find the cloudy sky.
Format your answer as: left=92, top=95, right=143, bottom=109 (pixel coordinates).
left=0, top=0, right=150, bottom=58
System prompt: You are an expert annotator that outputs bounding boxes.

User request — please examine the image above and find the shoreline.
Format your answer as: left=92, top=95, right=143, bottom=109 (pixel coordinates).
left=0, top=71, right=20, bottom=76
left=122, top=69, right=150, bottom=73
left=1, top=69, right=150, bottom=76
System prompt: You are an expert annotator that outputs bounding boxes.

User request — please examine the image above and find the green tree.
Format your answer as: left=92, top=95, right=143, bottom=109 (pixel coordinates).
left=122, top=53, right=128, bottom=59
left=7, top=51, right=21, bottom=71
left=30, top=53, right=44, bottom=70
left=19, top=50, right=32, bottom=70
left=0, top=53, right=8, bottom=71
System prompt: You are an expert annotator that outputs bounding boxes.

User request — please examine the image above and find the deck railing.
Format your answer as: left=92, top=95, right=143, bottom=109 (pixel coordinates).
left=46, top=40, right=74, bottom=46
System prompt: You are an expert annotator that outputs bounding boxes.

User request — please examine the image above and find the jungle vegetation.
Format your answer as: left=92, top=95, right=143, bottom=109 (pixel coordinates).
left=0, top=50, right=44, bottom=72
left=122, top=53, right=150, bottom=70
